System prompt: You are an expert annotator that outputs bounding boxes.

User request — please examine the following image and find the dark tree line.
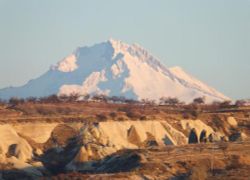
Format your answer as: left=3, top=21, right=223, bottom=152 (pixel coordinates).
left=1, top=93, right=247, bottom=109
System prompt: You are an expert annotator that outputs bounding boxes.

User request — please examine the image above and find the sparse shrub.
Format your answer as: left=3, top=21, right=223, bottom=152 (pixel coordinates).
left=183, top=104, right=201, bottom=119
left=211, top=115, right=225, bottom=131
left=109, top=96, right=126, bottom=103
left=68, top=93, right=80, bottom=102
left=20, top=106, right=39, bottom=115
left=58, top=94, right=69, bottom=102
left=126, top=110, right=141, bottom=120
left=193, top=97, right=205, bottom=105
left=160, top=97, right=181, bottom=106
left=124, top=99, right=139, bottom=104
left=55, top=107, right=72, bottom=115
left=141, top=99, right=156, bottom=106
left=36, top=106, right=57, bottom=115
left=9, top=97, right=24, bottom=106
left=82, top=94, right=90, bottom=101
left=206, top=101, right=221, bottom=112
left=117, top=117, right=125, bottom=121
left=182, top=112, right=190, bottom=119
left=96, top=114, right=108, bottom=121
left=92, top=95, right=108, bottom=103
left=140, top=115, right=147, bottom=120
left=39, top=95, right=60, bottom=103
left=117, top=106, right=130, bottom=112
left=219, top=101, right=232, bottom=109
left=234, top=100, right=246, bottom=107
left=190, top=109, right=199, bottom=119
left=0, top=99, right=6, bottom=106
left=109, top=112, right=117, bottom=119
left=26, top=97, right=38, bottom=103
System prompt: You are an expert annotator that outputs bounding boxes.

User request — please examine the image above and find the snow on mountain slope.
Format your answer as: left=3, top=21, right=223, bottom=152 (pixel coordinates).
left=169, top=66, right=230, bottom=102
left=56, top=54, right=78, bottom=72
left=0, top=39, right=230, bottom=103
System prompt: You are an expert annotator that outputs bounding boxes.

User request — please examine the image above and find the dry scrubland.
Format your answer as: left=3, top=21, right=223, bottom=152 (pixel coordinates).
left=0, top=100, right=250, bottom=179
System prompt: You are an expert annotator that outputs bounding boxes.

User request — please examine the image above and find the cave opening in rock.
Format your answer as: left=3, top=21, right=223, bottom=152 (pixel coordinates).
left=188, top=128, right=198, bottom=144
left=199, top=130, right=207, bottom=143
left=7, top=144, right=17, bottom=157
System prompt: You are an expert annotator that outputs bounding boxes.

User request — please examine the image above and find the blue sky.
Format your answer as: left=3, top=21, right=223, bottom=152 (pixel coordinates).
left=0, top=0, right=249, bottom=100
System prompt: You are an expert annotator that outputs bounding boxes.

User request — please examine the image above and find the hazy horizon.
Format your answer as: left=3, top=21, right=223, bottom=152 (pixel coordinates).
left=0, top=0, right=249, bottom=100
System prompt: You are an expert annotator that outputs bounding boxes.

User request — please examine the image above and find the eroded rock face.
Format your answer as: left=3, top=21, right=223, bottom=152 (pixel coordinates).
left=208, top=132, right=222, bottom=142
left=74, top=146, right=88, bottom=163
left=161, top=122, right=187, bottom=145
left=44, top=124, right=78, bottom=150
left=0, top=118, right=238, bottom=176
left=0, top=125, right=33, bottom=162
left=41, top=139, right=80, bottom=174
left=143, top=132, right=159, bottom=147
left=0, top=125, right=43, bottom=178
left=97, top=121, right=180, bottom=147
left=181, top=119, right=225, bottom=144
left=12, top=123, right=59, bottom=144
left=227, top=117, right=238, bottom=127
left=67, top=120, right=188, bottom=171
left=67, top=123, right=117, bottom=169
left=127, top=125, right=142, bottom=146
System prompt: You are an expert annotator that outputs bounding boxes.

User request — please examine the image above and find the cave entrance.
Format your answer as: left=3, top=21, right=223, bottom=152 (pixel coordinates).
left=199, top=130, right=207, bottom=143
left=188, top=128, right=198, bottom=144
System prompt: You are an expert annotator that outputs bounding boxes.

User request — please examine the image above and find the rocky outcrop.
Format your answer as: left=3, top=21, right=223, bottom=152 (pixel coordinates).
left=161, top=122, right=188, bottom=145
left=12, top=123, right=59, bottom=144
left=142, top=132, right=159, bottom=147
left=44, top=124, right=78, bottom=150
left=181, top=119, right=225, bottom=143
left=0, top=125, right=43, bottom=178
left=229, top=132, right=248, bottom=142
left=0, top=118, right=238, bottom=176
left=227, top=117, right=238, bottom=127
left=67, top=120, right=187, bottom=171
left=0, top=125, right=33, bottom=162
left=127, top=125, right=142, bottom=146
left=97, top=121, right=179, bottom=147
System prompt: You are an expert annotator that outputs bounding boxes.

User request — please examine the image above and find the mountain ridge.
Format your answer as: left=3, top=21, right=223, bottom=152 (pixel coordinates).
left=0, top=39, right=230, bottom=102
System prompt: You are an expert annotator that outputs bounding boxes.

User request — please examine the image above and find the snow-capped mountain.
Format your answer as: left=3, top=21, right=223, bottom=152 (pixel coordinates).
left=0, top=39, right=230, bottom=103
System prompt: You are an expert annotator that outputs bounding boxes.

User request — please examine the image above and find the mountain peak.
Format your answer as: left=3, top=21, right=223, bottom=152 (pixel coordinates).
left=108, top=38, right=123, bottom=45
left=107, top=38, right=130, bottom=56
left=107, top=39, right=149, bottom=57
left=0, top=39, right=230, bottom=102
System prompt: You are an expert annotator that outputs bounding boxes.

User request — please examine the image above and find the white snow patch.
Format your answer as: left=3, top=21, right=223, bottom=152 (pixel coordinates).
left=56, top=54, right=78, bottom=72
left=109, top=38, right=129, bottom=58
left=169, top=66, right=230, bottom=102
left=110, top=60, right=124, bottom=78
left=59, top=70, right=108, bottom=96
left=122, top=52, right=187, bottom=100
